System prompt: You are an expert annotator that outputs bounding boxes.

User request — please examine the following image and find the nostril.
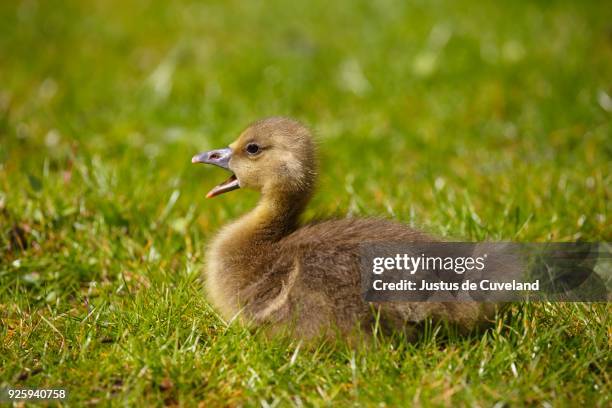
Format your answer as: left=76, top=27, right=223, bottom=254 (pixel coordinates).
left=209, top=153, right=221, bottom=160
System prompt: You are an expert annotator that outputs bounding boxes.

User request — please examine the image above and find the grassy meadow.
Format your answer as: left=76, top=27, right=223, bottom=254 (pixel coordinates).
left=1, top=0, right=610, bottom=405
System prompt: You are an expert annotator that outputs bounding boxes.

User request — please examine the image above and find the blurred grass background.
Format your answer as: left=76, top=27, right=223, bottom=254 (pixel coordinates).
left=0, top=0, right=610, bottom=406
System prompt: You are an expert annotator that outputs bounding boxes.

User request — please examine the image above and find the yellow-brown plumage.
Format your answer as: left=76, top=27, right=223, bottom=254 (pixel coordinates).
left=193, top=117, right=496, bottom=341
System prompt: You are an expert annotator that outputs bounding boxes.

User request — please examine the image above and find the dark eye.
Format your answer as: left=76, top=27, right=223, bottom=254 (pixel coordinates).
left=246, top=143, right=260, bottom=155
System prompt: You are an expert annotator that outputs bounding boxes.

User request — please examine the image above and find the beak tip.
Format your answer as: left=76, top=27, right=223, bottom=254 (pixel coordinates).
left=191, top=156, right=200, bottom=164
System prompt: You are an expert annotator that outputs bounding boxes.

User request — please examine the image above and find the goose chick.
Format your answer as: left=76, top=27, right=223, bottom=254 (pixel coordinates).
left=192, top=117, right=496, bottom=341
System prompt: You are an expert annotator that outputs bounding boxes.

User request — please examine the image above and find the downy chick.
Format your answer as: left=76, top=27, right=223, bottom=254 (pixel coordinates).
left=192, top=117, right=496, bottom=341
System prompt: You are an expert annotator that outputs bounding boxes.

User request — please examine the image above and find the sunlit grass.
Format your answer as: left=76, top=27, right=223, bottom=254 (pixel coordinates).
left=1, top=0, right=610, bottom=405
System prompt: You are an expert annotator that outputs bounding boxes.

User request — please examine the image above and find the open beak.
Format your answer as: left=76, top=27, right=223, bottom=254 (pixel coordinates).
left=191, top=147, right=240, bottom=198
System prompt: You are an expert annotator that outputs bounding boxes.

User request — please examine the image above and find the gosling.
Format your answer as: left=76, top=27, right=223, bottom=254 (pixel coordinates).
left=192, top=117, right=496, bottom=341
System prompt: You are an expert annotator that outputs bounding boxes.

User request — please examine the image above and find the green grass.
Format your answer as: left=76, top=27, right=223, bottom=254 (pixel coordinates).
left=1, top=0, right=610, bottom=405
